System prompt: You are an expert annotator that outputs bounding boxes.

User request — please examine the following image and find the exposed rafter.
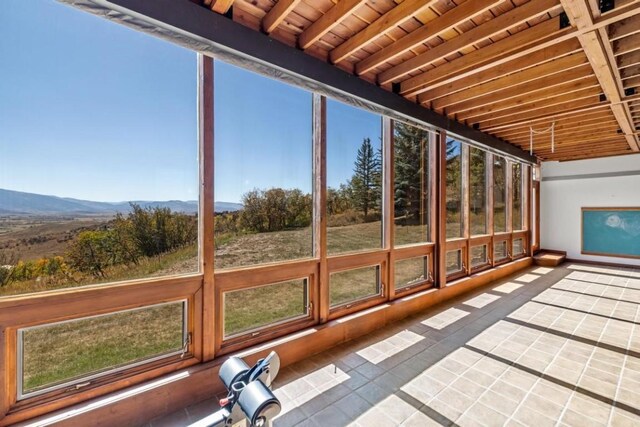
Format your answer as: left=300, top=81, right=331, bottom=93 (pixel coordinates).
left=191, top=0, right=640, bottom=161
left=560, top=0, right=640, bottom=151
left=329, top=0, right=439, bottom=65
left=379, top=0, right=562, bottom=85
left=209, top=0, right=233, bottom=14
left=262, top=0, right=302, bottom=34
left=297, top=0, right=368, bottom=50
left=354, top=0, right=502, bottom=76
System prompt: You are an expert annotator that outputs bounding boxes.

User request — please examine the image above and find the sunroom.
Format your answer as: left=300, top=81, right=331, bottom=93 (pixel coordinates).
left=0, top=0, right=639, bottom=426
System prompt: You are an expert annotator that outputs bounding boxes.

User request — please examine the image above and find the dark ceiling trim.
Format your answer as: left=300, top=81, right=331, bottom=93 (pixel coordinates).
left=67, top=0, right=537, bottom=163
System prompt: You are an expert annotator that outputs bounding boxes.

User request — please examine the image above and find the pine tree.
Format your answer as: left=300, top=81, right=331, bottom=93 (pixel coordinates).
left=394, top=123, right=429, bottom=224
left=351, top=138, right=381, bottom=218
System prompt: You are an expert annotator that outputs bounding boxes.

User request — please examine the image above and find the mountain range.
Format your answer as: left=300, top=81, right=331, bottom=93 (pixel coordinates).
left=0, top=188, right=242, bottom=215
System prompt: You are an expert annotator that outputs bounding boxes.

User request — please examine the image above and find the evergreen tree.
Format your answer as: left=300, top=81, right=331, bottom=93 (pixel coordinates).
left=394, top=123, right=429, bottom=224
left=351, top=138, right=381, bottom=218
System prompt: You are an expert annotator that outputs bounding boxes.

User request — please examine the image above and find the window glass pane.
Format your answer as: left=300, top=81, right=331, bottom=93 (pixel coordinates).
left=494, top=241, right=508, bottom=261
left=446, top=139, right=463, bottom=239
left=493, top=157, right=507, bottom=233
left=395, top=257, right=428, bottom=290
left=512, top=163, right=523, bottom=231
left=446, top=250, right=462, bottom=275
left=469, top=148, right=487, bottom=235
left=330, top=265, right=380, bottom=307
left=0, top=2, right=197, bottom=297
left=224, top=278, right=309, bottom=337
left=20, top=302, right=185, bottom=397
left=394, top=123, right=431, bottom=246
left=513, top=238, right=524, bottom=256
left=214, top=62, right=312, bottom=269
left=327, top=100, right=382, bottom=255
left=471, top=245, right=488, bottom=268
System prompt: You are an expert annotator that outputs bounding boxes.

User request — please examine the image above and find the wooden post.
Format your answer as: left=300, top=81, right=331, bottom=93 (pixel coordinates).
left=506, top=160, right=513, bottom=258
left=314, top=95, right=329, bottom=323
left=436, top=131, right=447, bottom=288
left=487, top=153, right=494, bottom=265
left=461, top=144, right=470, bottom=275
left=198, top=54, right=215, bottom=361
left=384, top=117, right=394, bottom=299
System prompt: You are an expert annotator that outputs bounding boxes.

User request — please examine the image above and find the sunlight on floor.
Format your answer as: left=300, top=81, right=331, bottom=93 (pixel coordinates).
left=356, top=330, right=424, bottom=364
left=492, top=282, right=523, bottom=294
left=532, top=267, right=553, bottom=275
left=514, top=273, right=540, bottom=283
left=463, top=293, right=501, bottom=309
left=274, top=363, right=350, bottom=416
left=421, top=308, right=469, bottom=330
left=568, top=263, right=640, bottom=278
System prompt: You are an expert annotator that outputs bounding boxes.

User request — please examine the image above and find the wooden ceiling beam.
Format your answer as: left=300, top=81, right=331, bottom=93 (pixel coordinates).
left=262, top=0, right=302, bottom=34
left=433, top=54, right=590, bottom=110
left=535, top=138, right=628, bottom=149
left=496, top=117, right=613, bottom=137
left=354, top=0, right=501, bottom=76
left=401, top=0, right=640, bottom=98
left=400, top=18, right=573, bottom=97
left=445, top=65, right=596, bottom=114
left=479, top=98, right=605, bottom=131
left=495, top=118, right=618, bottom=140
left=462, top=87, right=602, bottom=123
left=298, top=0, right=368, bottom=50
left=330, top=0, right=439, bottom=65
left=613, top=33, right=640, bottom=56
left=379, top=0, right=561, bottom=85
left=482, top=103, right=610, bottom=132
left=419, top=38, right=583, bottom=104
left=534, top=139, right=630, bottom=153
left=609, top=14, right=640, bottom=40
left=506, top=122, right=620, bottom=142
left=210, top=0, right=234, bottom=14
left=561, top=0, right=640, bottom=151
left=509, top=126, right=621, bottom=146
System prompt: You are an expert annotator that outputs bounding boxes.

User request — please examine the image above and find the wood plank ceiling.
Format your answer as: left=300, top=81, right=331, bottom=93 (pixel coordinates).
left=198, top=0, right=640, bottom=162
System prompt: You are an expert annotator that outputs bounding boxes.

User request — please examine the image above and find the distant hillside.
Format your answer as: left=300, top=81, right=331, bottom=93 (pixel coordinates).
left=0, top=189, right=242, bottom=215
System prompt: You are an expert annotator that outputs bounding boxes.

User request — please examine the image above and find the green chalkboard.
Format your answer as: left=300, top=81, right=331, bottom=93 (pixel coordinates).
left=582, top=208, right=640, bottom=259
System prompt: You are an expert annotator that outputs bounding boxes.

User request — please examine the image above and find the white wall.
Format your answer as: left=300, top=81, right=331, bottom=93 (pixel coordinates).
left=541, top=153, right=640, bottom=266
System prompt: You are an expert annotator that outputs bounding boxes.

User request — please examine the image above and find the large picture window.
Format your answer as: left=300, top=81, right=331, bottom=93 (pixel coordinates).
left=512, top=162, right=523, bottom=231
left=469, top=148, right=487, bottom=235
left=445, top=139, right=464, bottom=239
left=326, top=100, right=383, bottom=255
left=493, top=157, right=508, bottom=233
left=214, top=62, right=313, bottom=269
left=393, top=123, right=432, bottom=246
left=0, top=0, right=197, bottom=297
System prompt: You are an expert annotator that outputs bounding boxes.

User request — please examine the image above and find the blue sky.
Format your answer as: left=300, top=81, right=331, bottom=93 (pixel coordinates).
left=214, top=62, right=382, bottom=203
left=0, top=0, right=197, bottom=202
left=1, top=0, right=382, bottom=205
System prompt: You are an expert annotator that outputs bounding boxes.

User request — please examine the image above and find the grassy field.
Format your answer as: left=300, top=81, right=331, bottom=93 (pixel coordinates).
left=22, top=303, right=183, bottom=394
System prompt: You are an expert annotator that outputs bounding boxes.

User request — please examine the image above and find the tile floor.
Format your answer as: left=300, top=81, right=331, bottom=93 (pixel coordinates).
left=148, top=263, right=640, bottom=427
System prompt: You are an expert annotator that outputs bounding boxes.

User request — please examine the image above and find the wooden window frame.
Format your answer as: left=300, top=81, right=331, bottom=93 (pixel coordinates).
left=390, top=244, right=436, bottom=297
left=327, top=251, right=388, bottom=319
left=0, top=275, right=203, bottom=422
left=469, top=236, right=492, bottom=273
left=493, top=235, right=512, bottom=266
left=214, top=259, right=319, bottom=355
